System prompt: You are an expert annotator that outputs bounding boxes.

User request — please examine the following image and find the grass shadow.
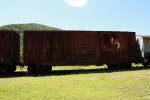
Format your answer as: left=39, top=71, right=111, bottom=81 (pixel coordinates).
left=43, top=66, right=150, bottom=76
left=0, top=66, right=150, bottom=78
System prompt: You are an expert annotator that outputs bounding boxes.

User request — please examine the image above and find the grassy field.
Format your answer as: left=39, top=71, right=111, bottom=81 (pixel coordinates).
left=0, top=66, right=150, bottom=100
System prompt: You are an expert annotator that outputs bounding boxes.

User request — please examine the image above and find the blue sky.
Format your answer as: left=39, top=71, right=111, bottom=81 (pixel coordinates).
left=0, top=0, right=150, bottom=35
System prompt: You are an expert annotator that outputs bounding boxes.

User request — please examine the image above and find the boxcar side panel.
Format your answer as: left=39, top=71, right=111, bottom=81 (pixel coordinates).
left=0, top=31, right=11, bottom=65
left=0, top=31, right=19, bottom=65
left=24, top=31, right=101, bottom=66
left=100, top=31, right=136, bottom=64
left=52, top=31, right=71, bottom=65
left=71, top=31, right=99, bottom=65
left=24, top=31, right=54, bottom=65
left=24, top=31, right=72, bottom=66
left=24, top=31, right=136, bottom=66
left=11, top=32, right=20, bottom=65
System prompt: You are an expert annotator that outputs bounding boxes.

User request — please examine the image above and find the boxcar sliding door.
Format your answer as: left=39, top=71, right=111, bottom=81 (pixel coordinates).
left=71, top=31, right=99, bottom=65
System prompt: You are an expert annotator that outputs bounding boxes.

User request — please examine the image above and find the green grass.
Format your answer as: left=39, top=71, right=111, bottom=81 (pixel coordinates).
left=0, top=66, right=150, bottom=100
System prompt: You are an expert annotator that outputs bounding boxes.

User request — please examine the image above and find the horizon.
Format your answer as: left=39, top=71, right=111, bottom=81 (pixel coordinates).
left=0, top=23, right=136, bottom=33
left=0, top=0, right=150, bottom=35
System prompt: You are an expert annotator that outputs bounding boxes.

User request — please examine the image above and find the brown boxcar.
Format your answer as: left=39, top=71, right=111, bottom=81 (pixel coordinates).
left=0, top=30, right=20, bottom=72
left=24, top=30, right=136, bottom=72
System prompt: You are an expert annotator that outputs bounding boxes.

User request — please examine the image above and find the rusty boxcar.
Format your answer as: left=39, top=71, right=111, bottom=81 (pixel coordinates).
left=24, top=30, right=136, bottom=73
left=0, top=30, right=20, bottom=72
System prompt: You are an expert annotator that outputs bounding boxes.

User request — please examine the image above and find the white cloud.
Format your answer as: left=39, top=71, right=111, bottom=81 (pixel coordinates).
left=64, top=0, right=88, bottom=8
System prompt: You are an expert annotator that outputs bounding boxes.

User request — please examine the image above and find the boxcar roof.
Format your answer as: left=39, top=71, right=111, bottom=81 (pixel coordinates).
left=0, top=30, right=17, bottom=32
left=24, top=30, right=135, bottom=33
left=137, top=35, right=150, bottom=38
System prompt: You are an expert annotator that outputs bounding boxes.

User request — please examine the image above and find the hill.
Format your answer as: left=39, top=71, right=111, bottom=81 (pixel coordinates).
left=0, top=23, right=60, bottom=32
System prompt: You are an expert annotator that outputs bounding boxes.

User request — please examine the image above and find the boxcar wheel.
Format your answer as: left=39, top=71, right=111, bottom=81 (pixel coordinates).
left=126, top=63, right=132, bottom=68
left=28, top=65, right=38, bottom=74
left=3, top=65, right=16, bottom=73
left=49, top=66, right=52, bottom=71
left=144, top=63, right=148, bottom=67
left=107, top=65, right=118, bottom=69
left=42, top=66, right=52, bottom=73
left=107, top=64, right=121, bottom=69
left=0, top=67, right=2, bottom=72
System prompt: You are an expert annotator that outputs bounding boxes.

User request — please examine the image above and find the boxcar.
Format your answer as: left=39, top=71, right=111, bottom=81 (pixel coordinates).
left=0, top=30, right=20, bottom=72
left=24, top=30, right=136, bottom=73
left=136, top=35, right=150, bottom=67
